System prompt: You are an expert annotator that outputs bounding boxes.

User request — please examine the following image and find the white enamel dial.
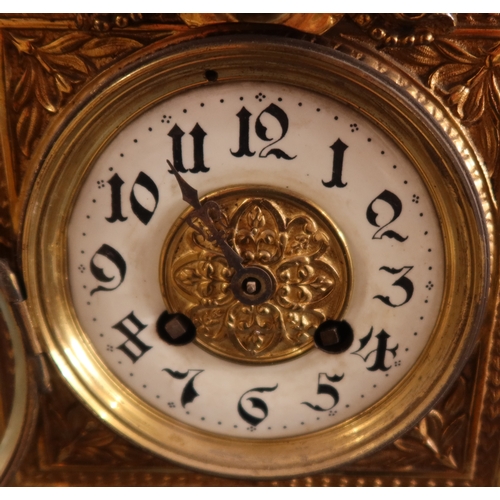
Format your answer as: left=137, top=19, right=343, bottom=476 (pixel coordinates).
left=67, top=81, right=444, bottom=439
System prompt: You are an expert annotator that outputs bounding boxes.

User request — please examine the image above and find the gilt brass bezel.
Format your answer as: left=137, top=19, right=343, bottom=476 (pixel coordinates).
left=22, top=36, right=491, bottom=478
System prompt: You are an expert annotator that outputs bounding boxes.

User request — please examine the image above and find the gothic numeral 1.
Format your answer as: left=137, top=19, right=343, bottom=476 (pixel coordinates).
left=113, top=311, right=152, bottom=363
left=106, top=174, right=127, bottom=222
left=352, top=327, right=399, bottom=372
left=168, top=123, right=209, bottom=173
left=231, top=107, right=255, bottom=157
left=322, top=138, right=348, bottom=188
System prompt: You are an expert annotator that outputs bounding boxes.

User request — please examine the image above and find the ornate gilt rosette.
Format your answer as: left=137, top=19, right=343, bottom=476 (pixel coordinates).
left=160, top=186, right=352, bottom=363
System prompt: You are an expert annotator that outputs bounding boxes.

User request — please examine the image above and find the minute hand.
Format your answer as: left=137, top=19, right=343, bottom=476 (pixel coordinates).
left=167, top=160, right=244, bottom=272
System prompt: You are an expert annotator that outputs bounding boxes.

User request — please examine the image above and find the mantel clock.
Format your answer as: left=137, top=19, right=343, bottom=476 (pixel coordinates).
left=0, top=14, right=499, bottom=486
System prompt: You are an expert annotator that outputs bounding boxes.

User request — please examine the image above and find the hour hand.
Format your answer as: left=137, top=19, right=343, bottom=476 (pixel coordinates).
left=167, top=159, right=274, bottom=305
left=167, top=160, right=202, bottom=211
left=167, top=159, right=240, bottom=265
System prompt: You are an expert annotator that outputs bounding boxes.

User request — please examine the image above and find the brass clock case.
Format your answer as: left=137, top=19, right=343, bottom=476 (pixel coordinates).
left=22, top=36, right=492, bottom=478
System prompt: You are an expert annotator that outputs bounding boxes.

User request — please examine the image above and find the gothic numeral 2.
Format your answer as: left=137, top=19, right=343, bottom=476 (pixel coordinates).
left=366, top=190, right=408, bottom=241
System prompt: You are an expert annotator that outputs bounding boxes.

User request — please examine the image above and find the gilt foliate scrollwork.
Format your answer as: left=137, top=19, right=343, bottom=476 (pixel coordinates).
left=384, top=38, right=500, bottom=177
left=162, top=189, right=351, bottom=363
left=8, top=32, right=144, bottom=158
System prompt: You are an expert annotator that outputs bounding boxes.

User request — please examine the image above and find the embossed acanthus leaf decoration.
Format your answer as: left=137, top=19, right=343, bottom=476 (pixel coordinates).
left=427, top=40, right=500, bottom=124
left=10, top=32, right=143, bottom=157
left=390, top=38, right=500, bottom=175
left=173, top=199, right=342, bottom=358
left=352, top=373, right=469, bottom=471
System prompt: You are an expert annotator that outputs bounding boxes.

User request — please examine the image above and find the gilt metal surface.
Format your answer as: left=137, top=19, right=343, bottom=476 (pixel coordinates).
left=0, top=13, right=499, bottom=486
left=161, top=186, right=351, bottom=363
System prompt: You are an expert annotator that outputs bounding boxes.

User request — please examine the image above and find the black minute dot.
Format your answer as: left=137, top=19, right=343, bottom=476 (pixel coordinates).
left=361, top=395, right=364, bottom=398
left=129, top=373, right=133, bottom=376
left=381, top=151, right=385, bottom=155
left=109, top=167, right=113, bottom=171
left=82, top=233, right=86, bottom=236
left=405, top=348, right=409, bottom=351
left=93, top=318, right=96, bottom=321
left=367, top=138, right=372, bottom=142
left=429, top=266, right=432, bottom=270
left=298, top=102, right=302, bottom=106
left=183, top=109, right=187, bottom=113
left=428, top=249, right=432, bottom=252
left=404, top=180, right=408, bottom=184
left=201, top=417, right=205, bottom=421
left=220, top=99, right=224, bottom=103
left=120, top=153, right=124, bottom=157
left=200, top=103, right=204, bottom=107
left=316, top=108, right=321, bottom=112
left=92, top=200, right=96, bottom=203
left=239, top=97, right=243, bottom=101
left=424, top=231, right=428, bottom=235
left=134, top=139, right=138, bottom=143
left=86, top=215, right=90, bottom=219
left=420, top=316, right=424, bottom=320
left=393, top=165, right=397, bottom=169
left=420, top=213, right=423, bottom=217
left=99, top=333, right=103, bottom=337
left=218, top=421, right=222, bottom=425
left=148, top=127, right=152, bottom=131
left=334, top=116, right=338, bottom=120
left=278, top=97, right=282, bottom=101
left=414, top=332, right=418, bottom=336
left=81, top=250, right=84, bottom=254
left=234, top=425, right=237, bottom=428
left=345, top=405, right=350, bottom=408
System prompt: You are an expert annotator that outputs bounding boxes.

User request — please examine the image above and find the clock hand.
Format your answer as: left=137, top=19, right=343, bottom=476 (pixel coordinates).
left=167, top=159, right=275, bottom=305
left=167, top=159, right=244, bottom=272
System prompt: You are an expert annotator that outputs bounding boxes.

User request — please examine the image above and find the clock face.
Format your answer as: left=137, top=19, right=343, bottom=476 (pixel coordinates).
left=66, top=82, right=444, bottom=438
left=23, top=38, right=490, bottom=476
